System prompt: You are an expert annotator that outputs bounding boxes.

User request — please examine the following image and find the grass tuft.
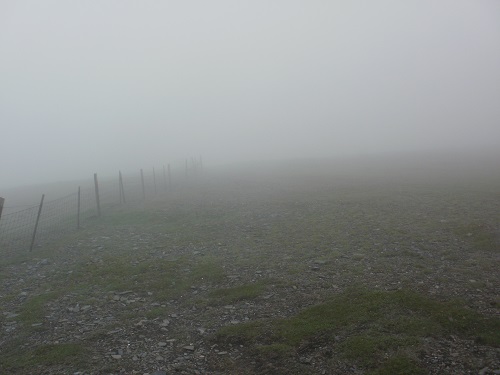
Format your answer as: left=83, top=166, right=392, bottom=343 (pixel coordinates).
left=214, top=287, right=500, bottom=372
left=209, top=280, right=269, bottom=304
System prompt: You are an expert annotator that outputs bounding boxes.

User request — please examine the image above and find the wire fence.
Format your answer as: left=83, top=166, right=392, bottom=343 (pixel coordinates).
left=0, top=159, right=203, bottom=258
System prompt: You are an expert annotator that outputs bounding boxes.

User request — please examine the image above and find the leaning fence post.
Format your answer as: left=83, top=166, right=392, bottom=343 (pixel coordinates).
left=119, top=171, right=125, bottom=204
left=30, top=194, right=44, bottom=251
left=94, top=173, right=101, bottom=217
left=77, top=187, right=81, bottom=230
left=0, top=197, right=4, bottom=222
left=141, top=169, right=146, bottom=200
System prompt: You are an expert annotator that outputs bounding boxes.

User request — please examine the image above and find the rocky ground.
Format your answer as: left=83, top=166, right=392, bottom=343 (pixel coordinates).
left=1, top=163, right=499, bottom=374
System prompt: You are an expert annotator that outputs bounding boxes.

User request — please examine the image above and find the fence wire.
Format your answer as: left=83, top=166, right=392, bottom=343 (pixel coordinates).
left=0, top=205, right=39, bottom=256
left=33, top=193, right=78, bottom=250
left=0, top=163, right=195, bottom=257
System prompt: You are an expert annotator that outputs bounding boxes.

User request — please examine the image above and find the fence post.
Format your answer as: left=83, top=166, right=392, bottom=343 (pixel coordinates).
left=168, top=163, right=172, bottom=189
left=141, top=169, right=146, bottom=200
left=119, top=171, right=125, bottom=204
left=0, top=197, right=4, bottom=222
left=94, top=173, right=101, bottom=217
left=30, top=194, right=44, bottom=251
left=163, top=165, right=167, bottom=191
left=153, top=167, right=157, bottom=194
left=77, top=187, right=81, bottom=230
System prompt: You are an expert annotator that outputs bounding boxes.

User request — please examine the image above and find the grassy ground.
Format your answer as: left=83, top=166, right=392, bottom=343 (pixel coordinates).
left=0, top=158, right=499, bottom=374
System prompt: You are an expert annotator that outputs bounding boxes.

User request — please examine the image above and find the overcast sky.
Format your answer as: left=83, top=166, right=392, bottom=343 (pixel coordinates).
left=1, top=0, right=499, bottom=188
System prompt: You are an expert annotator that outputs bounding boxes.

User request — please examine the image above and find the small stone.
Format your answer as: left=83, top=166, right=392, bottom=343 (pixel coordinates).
left=158, top=342, right=167, bottom=347
left=111, top=354, right=122, bottom=359
left=183, top=345, right=195, bottom=351
left=217, top=351, right=228, bottom=355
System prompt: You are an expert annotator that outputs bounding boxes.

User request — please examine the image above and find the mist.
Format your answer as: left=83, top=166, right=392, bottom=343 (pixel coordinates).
left=1, top=0, right=500, bottom=189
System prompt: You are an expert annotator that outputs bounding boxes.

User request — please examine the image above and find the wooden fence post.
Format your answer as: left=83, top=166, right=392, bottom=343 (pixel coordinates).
left=141, top=169, right=146, bottom=200
left=77, top=187, right=81, bottom=230
left=30, top=194, right=44, bottom=251
left=153, top=167, right=157, bottom=194
left=119, top=171, right=125, bottom=204
left=94, top=173, right=101, bottom=217
left=0, top=197, right=4, bottom=222
left=168, top=163, right=172, bottom=189
left=163, top=165, right=167, bottom=191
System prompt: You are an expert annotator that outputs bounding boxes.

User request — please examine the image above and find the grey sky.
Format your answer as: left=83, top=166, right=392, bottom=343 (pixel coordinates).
left=1, top=0, right=499, bottom=188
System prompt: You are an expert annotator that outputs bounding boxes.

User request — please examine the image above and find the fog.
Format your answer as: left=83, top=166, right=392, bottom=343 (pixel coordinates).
left=1, top=0, right=500, bottom=189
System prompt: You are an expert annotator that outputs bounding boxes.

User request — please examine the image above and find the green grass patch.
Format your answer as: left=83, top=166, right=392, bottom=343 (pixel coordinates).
left=143, top=306, right=168, bottom=319
left=370, top=355, right=425, bottom=375
left=18, top=292, right=60, bottom=325
left=0, top=342, right=88, bottom=372
left=61, top=255, right=226, bottom=301
left=214, top=288, right=500, bottom=372
left=209, top=280, right=269, bottom=304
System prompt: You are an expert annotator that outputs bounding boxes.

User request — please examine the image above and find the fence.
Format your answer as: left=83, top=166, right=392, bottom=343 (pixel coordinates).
left=0, top=158, right=203, bottom=257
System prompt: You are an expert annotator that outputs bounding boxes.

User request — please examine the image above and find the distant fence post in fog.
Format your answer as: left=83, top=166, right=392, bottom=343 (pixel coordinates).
left=30, top=194, right=45, bottom=252
left=0, top=197, right=4, bottom=222
left=153, top=167, right=157, bottom=194
left=77, top=187, right=81, bottom=230
left=168, top=164, right=172, bottom=189
left=163, top=165, right=167, bottom=191
left=140, top=169, right=146, bottom=200
left=94, top=173, right=101, bottom=217
left=119, top=171, right=125, bottom=204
